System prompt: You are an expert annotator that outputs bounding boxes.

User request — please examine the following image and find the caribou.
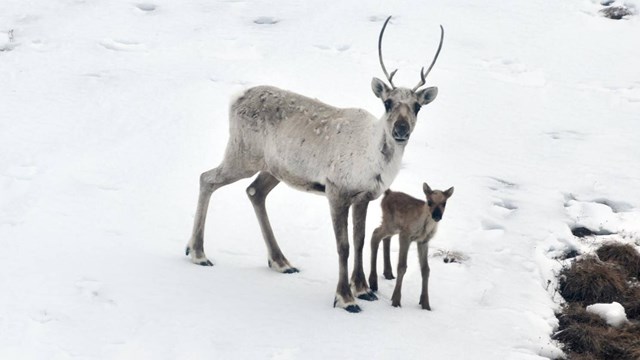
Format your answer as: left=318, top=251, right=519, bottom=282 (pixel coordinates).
left=186, top=16, right=444, bottom=312
left=368, top=183, right=454, bottom=310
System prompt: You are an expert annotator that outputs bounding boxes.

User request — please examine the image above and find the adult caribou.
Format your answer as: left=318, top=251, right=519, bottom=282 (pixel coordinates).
left=187, top=16, right=444, bottom=312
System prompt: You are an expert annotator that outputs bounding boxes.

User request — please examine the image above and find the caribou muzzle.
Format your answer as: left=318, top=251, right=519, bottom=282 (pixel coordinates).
left=392, top=119, right=411, bottom=143
left=432, top=207, right=443, bottom=222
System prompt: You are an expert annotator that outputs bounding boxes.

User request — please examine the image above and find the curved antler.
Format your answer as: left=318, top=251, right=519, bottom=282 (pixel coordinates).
left=412, top=25, right=444, bottom=92
left=378, top=16, right=397, bottom=89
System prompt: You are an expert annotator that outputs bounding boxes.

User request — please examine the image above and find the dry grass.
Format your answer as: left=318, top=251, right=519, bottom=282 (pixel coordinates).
left=596, top=242, right=640, bottom=280
left=554, top=304, right=640, bottom=359
left=555, top=243, right=640, bottom=359
left=558, top=256, right=628, bottom=304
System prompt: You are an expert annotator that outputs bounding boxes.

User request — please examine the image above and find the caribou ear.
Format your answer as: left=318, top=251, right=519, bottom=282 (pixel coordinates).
left=444, top=186, right=454, bottom=198
left=371, top=77, right=391, bottom=99
left=416, top=86, right=438, bottom=105
left=423, top=182, right=433, bottom=195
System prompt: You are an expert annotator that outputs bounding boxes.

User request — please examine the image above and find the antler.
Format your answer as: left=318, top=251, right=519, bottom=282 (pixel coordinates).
left=378, top=16, right=397, bottom=89
left=412, top=25, right=444, bottom=92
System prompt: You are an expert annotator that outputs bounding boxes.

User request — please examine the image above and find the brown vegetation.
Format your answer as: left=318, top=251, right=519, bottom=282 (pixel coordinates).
left=596, top=243, right=640, bottom=280
left=558, top=256, right=627, bottom=304
left=555, top=242, right=640, bottom=359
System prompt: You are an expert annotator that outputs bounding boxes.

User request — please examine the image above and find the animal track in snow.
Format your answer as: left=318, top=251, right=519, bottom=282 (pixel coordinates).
left=481, top=176, right=520, bottom=233
left=135, top=3, right=157, bottom=12
left=75, top=279, right=116, bottom=306
left=544, top=130, right=586, bottom=141
left=99, top=39, right=145, bottom=52
left=481, top=218, right=505, bottom=232
left=481, top=57, right=547, bottom=88
left=253, top=16, right=279, bottom=25
left=313, top=44, right=351, bottom=52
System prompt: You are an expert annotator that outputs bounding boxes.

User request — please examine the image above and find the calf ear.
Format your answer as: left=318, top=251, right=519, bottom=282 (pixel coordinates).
left=371, top=78, right=391, bottom=99
left=416, top=86, right=438, bottom=105
left=423, top=182, right=433, bottom=195
left=444, top=186, right=454, bottom=198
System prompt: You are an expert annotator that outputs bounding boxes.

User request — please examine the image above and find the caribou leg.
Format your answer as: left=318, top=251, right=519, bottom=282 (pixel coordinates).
left=186, top=163, right=256, bottom=266
left=328, top=194, right=360, bottom=313
left=351, top=201, right=377, bottom=301
left=247, top=172, right=298, bottom=273
left=368, top=227, right=389, bottom=292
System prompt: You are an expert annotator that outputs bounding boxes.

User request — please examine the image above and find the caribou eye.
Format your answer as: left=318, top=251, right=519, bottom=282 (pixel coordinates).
left=413, top=102, right=421, bottom=115
left=427, top=200, right=434, bottom=207
left=384, top=99, right=393, bottom=112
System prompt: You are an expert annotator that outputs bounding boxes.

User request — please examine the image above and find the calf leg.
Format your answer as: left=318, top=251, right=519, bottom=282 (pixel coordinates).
left=417, top=240, right=431, bottom=310
left=368, top=227, right=387, bottom=292
left=187, top=164, right=256, bottom=265
left=382, top=236, right=395, bottom=280
left=391, top=235, right=410, bottom=307
left=246, top=172, right=297, bottom=273
left=350, top=201, right=376, bottom=301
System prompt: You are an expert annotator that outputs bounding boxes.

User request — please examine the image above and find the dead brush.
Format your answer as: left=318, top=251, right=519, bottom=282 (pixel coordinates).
left=558, top=256, right=628, bottom=304
left=622, top=286, right=640, bottom=320
left=554, top=304, right=640, bottom=359
left=596, top=242, right=640, bottom=280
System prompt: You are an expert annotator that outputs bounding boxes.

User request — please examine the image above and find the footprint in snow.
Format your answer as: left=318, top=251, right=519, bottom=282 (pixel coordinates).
left=314, top=44, right=351, bottom=52
left=76, top=279, right=116, bottom=306
left=544, top=130, right=585, bottom=141
left=253, top=16, right=279, bottom=25
left=100, top=39, right=145, bottom=52
left=481, top=57, right=547, bottom=88
left=135, top=3, right=157, bottom=12
left=480, top=176, right=520, bottom=233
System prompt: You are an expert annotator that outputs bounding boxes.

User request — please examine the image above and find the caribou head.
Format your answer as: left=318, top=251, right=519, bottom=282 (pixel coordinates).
left=371, top=16, right=444, bottom=144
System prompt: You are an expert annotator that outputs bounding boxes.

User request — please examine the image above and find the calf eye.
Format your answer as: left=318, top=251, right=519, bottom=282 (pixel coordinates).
left=413, top=102, right=421, bottom=115
left=384, top=99, right=393, bottom=112
left=427, top=200, right=433, bottom=207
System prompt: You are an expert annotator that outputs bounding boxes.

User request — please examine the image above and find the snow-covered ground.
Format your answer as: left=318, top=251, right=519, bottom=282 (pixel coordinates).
left=1, top=0, right=639, bottom=358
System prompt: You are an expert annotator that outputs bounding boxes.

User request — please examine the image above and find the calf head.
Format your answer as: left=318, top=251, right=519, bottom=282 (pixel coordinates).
left=423, top=182, right=454, bottom=222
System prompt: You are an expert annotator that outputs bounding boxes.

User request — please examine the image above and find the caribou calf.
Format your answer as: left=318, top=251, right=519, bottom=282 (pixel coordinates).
left=187, top=17, right=444, bottom=313
left=369, top=183, right=454, bottom=310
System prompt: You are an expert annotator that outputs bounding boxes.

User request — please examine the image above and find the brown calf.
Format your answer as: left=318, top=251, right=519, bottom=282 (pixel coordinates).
left=368, top=182, right=453, bottom=309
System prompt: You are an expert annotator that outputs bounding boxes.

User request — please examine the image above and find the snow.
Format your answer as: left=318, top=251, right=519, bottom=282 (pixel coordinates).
left=1, top=0, right=639, bottom=359
left=586, top=302, right=628, bottom=327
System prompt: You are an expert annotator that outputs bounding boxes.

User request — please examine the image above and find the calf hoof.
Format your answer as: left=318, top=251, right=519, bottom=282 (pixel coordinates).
left=369, top=282, right=378, bottom=292
left=357, top=291, right=378, bottom=301
left=283, top=267, right=299, bottom=274
left=383, top=272, right=395, bottom=280
left=392, top=302, right=401, bottom=308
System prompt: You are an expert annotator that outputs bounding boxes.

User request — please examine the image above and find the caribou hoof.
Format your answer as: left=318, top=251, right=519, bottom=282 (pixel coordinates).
left=268, top=259, right=298, bottom=274
left=357, top=291, right=378, bottom=301
left=186, top=246, right=214, bottom=266
left=345, top=304, right=362, bottom=313
left=333, top=297, right=362, bottom=313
